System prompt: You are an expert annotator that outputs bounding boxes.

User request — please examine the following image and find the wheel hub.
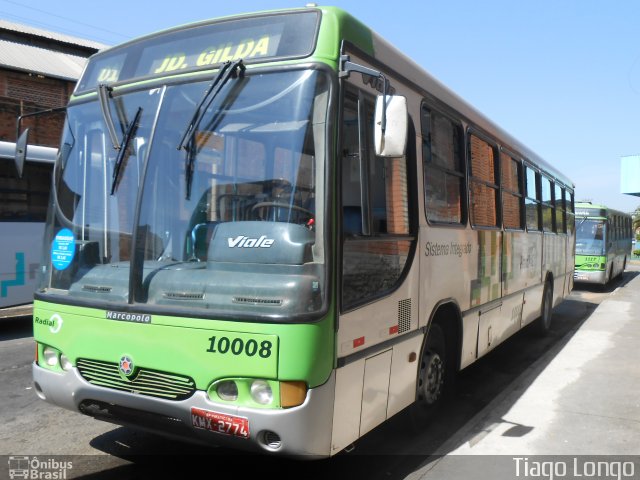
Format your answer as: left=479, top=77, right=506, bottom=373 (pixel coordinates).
left=421, top=353, right=444, bottom=404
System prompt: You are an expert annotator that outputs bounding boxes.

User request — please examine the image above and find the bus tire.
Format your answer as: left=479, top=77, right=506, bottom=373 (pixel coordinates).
left=619, top=257, right=627, bottom=278
left=534, top=281, right=553, bottom=336
left=415, top=322, right=452, bottom=416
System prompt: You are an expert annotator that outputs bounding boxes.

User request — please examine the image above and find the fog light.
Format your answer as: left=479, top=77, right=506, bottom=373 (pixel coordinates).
left=216, top=381, right=238, bottom=401
left=250, top=380, right=273, bottom=405
left=259, top=430, right=282, bottom=450
left=60, top=354, right=72, bottom=371
left=43, top=347, right=58, bottom=367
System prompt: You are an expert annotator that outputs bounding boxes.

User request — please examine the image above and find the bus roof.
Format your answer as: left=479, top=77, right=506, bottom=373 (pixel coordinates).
left=326, top=7, right=574, bottom=189
left=73, top=5, right=573, bottom=189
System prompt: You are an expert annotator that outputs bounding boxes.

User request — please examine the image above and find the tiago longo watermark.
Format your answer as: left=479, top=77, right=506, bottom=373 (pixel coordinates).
left=514, top=457, right=636, bottom=480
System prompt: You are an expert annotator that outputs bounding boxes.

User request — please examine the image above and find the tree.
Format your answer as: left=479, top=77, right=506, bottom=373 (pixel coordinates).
left=634, top=205, right=640, bottom=239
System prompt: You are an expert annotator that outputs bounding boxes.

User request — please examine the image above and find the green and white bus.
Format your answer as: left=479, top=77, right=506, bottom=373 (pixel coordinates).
left=28, top=6, right=575, bottom=457
left=574, top=202, right=632, bottom=285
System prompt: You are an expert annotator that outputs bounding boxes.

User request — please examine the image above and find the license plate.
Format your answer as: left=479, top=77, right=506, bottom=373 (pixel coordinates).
left=191, top=407, right=249, bottom=439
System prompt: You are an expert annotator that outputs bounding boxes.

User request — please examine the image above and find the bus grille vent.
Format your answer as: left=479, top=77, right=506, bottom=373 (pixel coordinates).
left=398, top=299, right=412, bottom=333
left=76, top=358, right=195, bottom=401
left=82, top=285, right=112, bottom=293
left=163, top=291, right=204, bottom=300
left=233, top=297, right=283, bottom=306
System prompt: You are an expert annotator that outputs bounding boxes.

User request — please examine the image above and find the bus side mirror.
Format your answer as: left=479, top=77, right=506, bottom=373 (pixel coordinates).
left=374, top=95, right=407, bottom=157
left=14, top=128, right=29, bottom=179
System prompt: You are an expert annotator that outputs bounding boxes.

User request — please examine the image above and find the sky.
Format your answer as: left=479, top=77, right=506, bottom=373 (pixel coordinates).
left=3, top=0, right=640, bottom=213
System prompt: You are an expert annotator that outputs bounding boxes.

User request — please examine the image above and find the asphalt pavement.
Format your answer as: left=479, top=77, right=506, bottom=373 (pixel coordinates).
left=411, top=266, right=640, bottom=479
left=2, top=267, right=639, bottom=480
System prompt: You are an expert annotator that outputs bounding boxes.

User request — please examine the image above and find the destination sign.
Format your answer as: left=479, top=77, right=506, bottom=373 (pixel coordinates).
left=575, top=208, right=607, bottom=218
left=145, top=34, right=275, bottom=76
left=77, top=11, right=319, bottom=93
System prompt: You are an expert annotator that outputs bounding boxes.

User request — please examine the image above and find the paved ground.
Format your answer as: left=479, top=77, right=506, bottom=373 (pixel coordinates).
left=412, top=265, right=640, bottom=479
left=1, top=269, right=638, bottom=479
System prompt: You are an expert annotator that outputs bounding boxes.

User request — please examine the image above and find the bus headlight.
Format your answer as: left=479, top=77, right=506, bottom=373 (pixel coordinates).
left=216, top=380, right=239, bottom=401
left=43, top=347, right=59, bottom=367
left=60, top=354, right=73, bottom=371
left=250, top=380, right=273, bottom=405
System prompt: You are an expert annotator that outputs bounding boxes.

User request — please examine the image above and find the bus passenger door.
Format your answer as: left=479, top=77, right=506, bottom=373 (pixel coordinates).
left=332, top=80, right=418, bottom=452
left=338, top=87, right=417, bottom=354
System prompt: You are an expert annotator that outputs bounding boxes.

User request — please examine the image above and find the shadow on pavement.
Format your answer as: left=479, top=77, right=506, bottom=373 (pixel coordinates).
left=0, top=315, right=33, bottom=341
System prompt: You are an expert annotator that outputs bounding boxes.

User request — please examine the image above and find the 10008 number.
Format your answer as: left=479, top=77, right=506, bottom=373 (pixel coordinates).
left=206, top=336, right=272, bottom=358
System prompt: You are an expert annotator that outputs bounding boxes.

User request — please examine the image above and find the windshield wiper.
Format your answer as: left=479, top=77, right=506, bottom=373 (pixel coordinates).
left=177, top=59, right=245, bottom=200
left=98, top=84, right=120, bottom=150
left=111, top=106, right=143, bottom=195
left=184, top=137, right=197, bottom=200
left=98, top=84, right=143, bottom=195
left=177, top=59, right=245, bottom=151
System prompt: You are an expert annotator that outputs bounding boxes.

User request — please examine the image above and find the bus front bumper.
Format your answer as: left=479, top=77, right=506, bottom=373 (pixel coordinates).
left=574, top=269, right=607, bottom=284
left=33, top=363, right=335, bottom=457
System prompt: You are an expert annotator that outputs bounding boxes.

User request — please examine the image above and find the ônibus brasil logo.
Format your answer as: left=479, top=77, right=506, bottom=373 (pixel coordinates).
left=227, top=235, right=274, bottom=248
left=8, top=456, right=73, bottom=479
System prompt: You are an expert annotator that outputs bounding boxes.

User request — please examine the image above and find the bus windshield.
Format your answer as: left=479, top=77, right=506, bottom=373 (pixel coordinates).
left=575, top=218, right=605, bottom=255
left=43, top=68, right=329, bottom=321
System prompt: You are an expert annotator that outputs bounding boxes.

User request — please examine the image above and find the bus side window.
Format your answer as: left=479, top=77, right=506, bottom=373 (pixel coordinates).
left=567, top=191, right=575, bottom=233
left=525, top=165, right=541, bottom=231
left=0, top=160, right=51, bottom=222
left=541, top=175, right=553, bottom=232
left=341, top=93, right=364, bottom=235
left=341, top=88, right=413, bottom=310
left=468, top=133, right=499, bottom=228
left=421, top=105, right=465, bottom=225
left=555, top=184, right=566, bottom=233
left=500, top=152, right=524, bottom=230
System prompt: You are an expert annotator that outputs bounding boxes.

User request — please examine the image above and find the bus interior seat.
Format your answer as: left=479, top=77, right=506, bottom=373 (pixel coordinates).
left=217, top=193, right=255, bottom=221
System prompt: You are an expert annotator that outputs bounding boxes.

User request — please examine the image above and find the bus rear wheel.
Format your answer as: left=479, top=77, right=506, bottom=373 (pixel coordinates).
left=533, top=281, right=553, bottom=336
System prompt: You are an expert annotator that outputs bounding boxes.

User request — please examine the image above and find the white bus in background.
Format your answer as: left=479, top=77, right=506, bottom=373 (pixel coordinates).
left=0, top=140, right=56, bottom=312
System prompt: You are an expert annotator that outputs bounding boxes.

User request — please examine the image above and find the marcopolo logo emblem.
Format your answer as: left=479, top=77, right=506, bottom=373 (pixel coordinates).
left=119, top=356, right=134, bottom=377
left=106, top=310, right=152, bottom=324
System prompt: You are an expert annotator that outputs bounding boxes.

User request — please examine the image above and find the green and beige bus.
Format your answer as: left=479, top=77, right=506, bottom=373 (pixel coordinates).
left=574, top=202, right=632, bottom=285
left=26, top=6, right=575, bottom=456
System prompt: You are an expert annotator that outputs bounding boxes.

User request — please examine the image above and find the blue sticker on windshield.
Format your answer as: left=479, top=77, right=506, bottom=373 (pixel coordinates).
left=51, top=228, right=76, bottom=270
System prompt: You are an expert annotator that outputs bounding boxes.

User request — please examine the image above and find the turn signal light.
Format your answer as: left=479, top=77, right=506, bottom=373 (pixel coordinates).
left=280, top=381, right=307, bottom=408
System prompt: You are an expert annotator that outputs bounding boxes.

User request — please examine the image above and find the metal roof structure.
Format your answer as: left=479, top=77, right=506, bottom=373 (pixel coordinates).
left=621, top=155, right=640, bottom=198
left=0, top=19, right=107, bottom=81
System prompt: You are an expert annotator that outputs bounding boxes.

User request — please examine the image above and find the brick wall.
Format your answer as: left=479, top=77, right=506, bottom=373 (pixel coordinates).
left=0, top=68, right=74, bottom=146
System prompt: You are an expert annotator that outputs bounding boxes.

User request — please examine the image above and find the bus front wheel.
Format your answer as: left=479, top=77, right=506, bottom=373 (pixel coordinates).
left=416, top=323, right=451, bottom=414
